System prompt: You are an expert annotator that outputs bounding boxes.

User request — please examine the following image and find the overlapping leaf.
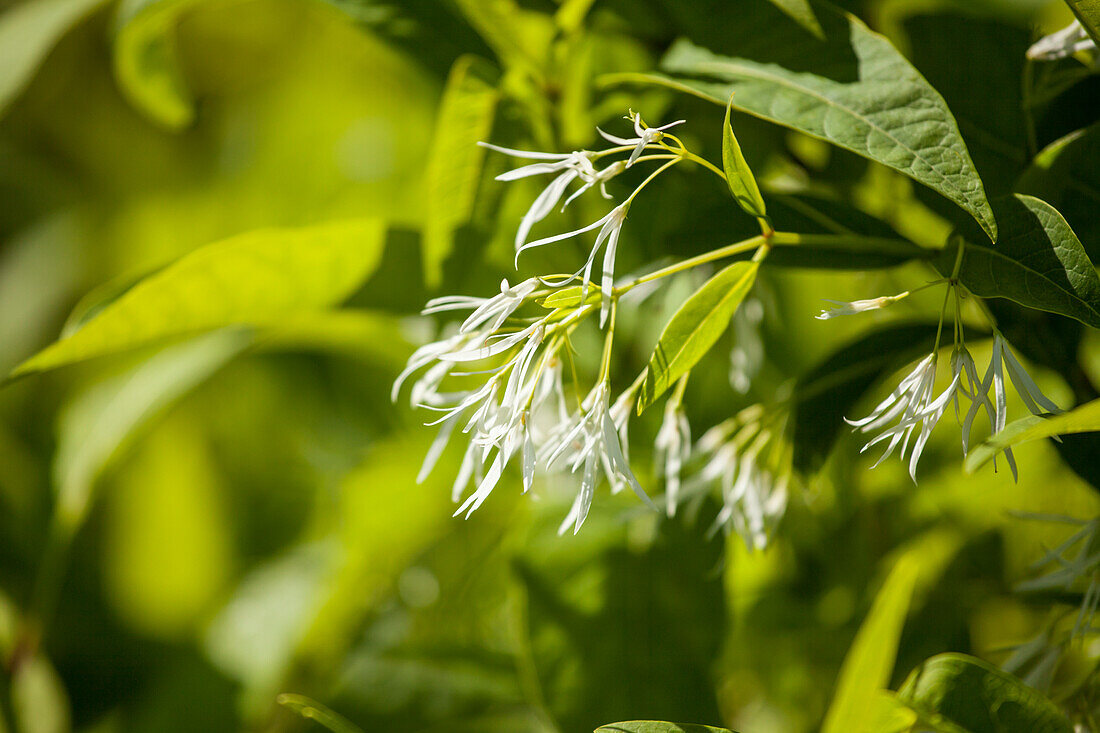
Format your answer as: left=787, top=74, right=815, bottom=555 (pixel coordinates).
left=1066, top=0, right=1100, bottom=45
left=966, top=398, right=1100, bottom=473
left=607, top=4, right=997, bottom=240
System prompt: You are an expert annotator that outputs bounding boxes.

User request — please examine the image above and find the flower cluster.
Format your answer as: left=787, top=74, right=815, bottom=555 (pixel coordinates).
left=822, top=286, right=1062, bottom=481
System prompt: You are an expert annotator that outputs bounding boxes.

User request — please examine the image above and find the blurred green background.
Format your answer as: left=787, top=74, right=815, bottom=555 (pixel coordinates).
left=1, top=0, right=1099, bottom=731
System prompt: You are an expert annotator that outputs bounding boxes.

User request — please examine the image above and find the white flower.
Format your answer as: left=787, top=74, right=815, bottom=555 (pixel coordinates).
left=1028, top=20, right=1096, bottom=61
left=598, top=110, right=685, bottom=167
left=540, top=381, right=653, bottom=535
left=815, top=293, right=907, bottom=320
left=518, top=204, right=628, bottom=327
left=654, top=401, right=691, bottom=517
left=961, top=333, right=1061, bottom=480
left=847, top=354, right=960, bottom=481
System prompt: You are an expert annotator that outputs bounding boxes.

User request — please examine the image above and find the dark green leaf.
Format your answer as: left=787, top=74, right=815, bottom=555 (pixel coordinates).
left=966, top=398, right=1100, bottom=473
left=0, top=0, right=106, bottom=117
left=9, top=219, right=387, bottom=379
left=277, top=693, right=364, bottom=733
left=790, top=323, right=942, bottom=474
left=898, top=653, right=1074, bottom=733
left=638, top=261, right=758, bottom=413
left=943, top=194, right=1100, bottom=329
left=722, top=98, right=767, bottom=220
left=606, top=4, right=997, bottom=240
left=596, top=722, right=734, bottom=733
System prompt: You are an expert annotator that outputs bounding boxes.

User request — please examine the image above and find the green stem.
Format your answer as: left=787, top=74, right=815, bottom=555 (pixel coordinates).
left=616, top=235, right=767, bottom=293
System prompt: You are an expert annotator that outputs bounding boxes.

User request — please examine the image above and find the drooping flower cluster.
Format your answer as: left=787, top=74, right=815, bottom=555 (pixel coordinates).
left=822, top=288, right=1062, bottom=480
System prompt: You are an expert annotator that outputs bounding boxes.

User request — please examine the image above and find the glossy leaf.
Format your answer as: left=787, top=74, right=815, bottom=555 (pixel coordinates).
left=10, top=219, right=386, bottom=378
left=943, top=195, right=1100, bottom=329
left=1066, top=0, right=1100, bottom=45
left=596, top=722, right=734, bottom=733
left=609, top=6, right=997, bottom=241
left=52, top=330, right=248, bottom=532
left=722, top=98, right=767, bottom=220
left=277, top=694, right=364, bottom=733
left=765, top=0, right=823, bottom=39
left=0, top=0, right=106, bottom=117
left=638, top=261, right=758, bottom=413
left=966, top=398, right=1100, bottom=473
left=790, top=323, right=941, bottom=473
left=821, top=556, right=918, bottom=733
left=422, top=55, right=499, bottom=287
left=898, top=653, right=1073, bottom=733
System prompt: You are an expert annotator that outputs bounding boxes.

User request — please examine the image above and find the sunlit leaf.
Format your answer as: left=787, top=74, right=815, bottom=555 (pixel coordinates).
left=943, top=195, right=1100, bottom=329
left=11, top=652, right=71, bottom=733
left=451, top=0, right=550, bottom=73
left=0, top=0, right=106, bottom=117
left=52, top=330, right=248, bottom=532
left=898, top=653, right=1073, bottom=733
left=277, top=694, right=364, bottom=733
left=111, top=0, right=202, bottom=129
left=606, top=4, right=997, bottom=241
left=966, top=398, right=1100, bottom=473
left=9, top=219, right=386, bottom=378
left=595, top=722, right=734, bottom=733
left=722, top=98, right=766, bottom=220
left=821, top=556, right=918, bottom=733
left=638, top=261, right=758, bottom=413
left=423, top=55, right=499, bottom=287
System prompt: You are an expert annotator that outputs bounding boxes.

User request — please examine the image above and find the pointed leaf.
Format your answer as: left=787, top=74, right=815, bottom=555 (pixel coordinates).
left=722, top=98, right=767, bottom=220
left=898, top=653, right=1073, bottom=733
left=966, top=398, right=1100, bottom=473
left=423, top=55, right=499, bottom=287
left=9, top=219, right=386, bottom=378
left=638, top=261, right=758, bottom=413
left=766, top=0, right=824, bottom=39
left=607, top=5, right=997, bottom=240
left=821, top=556, right=918, bottom=733
left=943, top=194, right=1100, bottom=328
left=277, top=694, right=364, bottom=733
left=0, top=0, right=107, bottom=117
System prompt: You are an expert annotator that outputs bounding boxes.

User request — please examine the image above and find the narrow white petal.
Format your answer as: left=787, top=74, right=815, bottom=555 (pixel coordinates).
left=515, top=170, right=578, bottom=251
left=596, top=128, right=636, bottom=146
left=418, top=416, right=457, bottom=483
left=477, top=141, right=572, bottom=160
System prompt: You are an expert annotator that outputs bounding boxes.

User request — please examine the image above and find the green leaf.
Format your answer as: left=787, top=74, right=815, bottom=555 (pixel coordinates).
left=1017, top=123, right=1100, bottom=260
left=422, top=55, right=499, bottom=287
left=451, top=0, right=550, bottom=74
left=821, top=555, right=919, bottom=733
left=722, top=98, right=767, bottom=220
left=790, top=323, right=942, bottom=474
left=898, top=653, right=1074, bottom=733
left=595, top=722, right=735, bottom=733
left=0, top=0, right=106, bottom=118
left=9, top=219, right=386, bottom=379
left=966, top=398, right=1100, bottom=473
left=638, top=261, right=758, bottom=413
left=111, top=0, right=202, bottom=129
left=1066, top=0, right=1100, bottom=46
left=277, top=694, right=364, bottom=733
left=606, top=5, right=997, bottom=241
left=943, top=194, right=1100, bottom=329
left=765, top=0, right=824, bottom=39
left=52, top=330, right=247, bottom=532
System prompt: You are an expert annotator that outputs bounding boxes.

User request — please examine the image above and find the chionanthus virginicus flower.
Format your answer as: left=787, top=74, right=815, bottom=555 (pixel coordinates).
left=598, top=110, right=685, bottom=167
left=1028, top=20, right=1097, bottom=61
left=654, top=400, right=691, bottom=517
left=690, top=412, right=790, bottom=551
left=540, top=380, right=653, bottom=535
left=815, top=292, right=908, bottom=320
left=847, top=354, right=960, bottom=482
